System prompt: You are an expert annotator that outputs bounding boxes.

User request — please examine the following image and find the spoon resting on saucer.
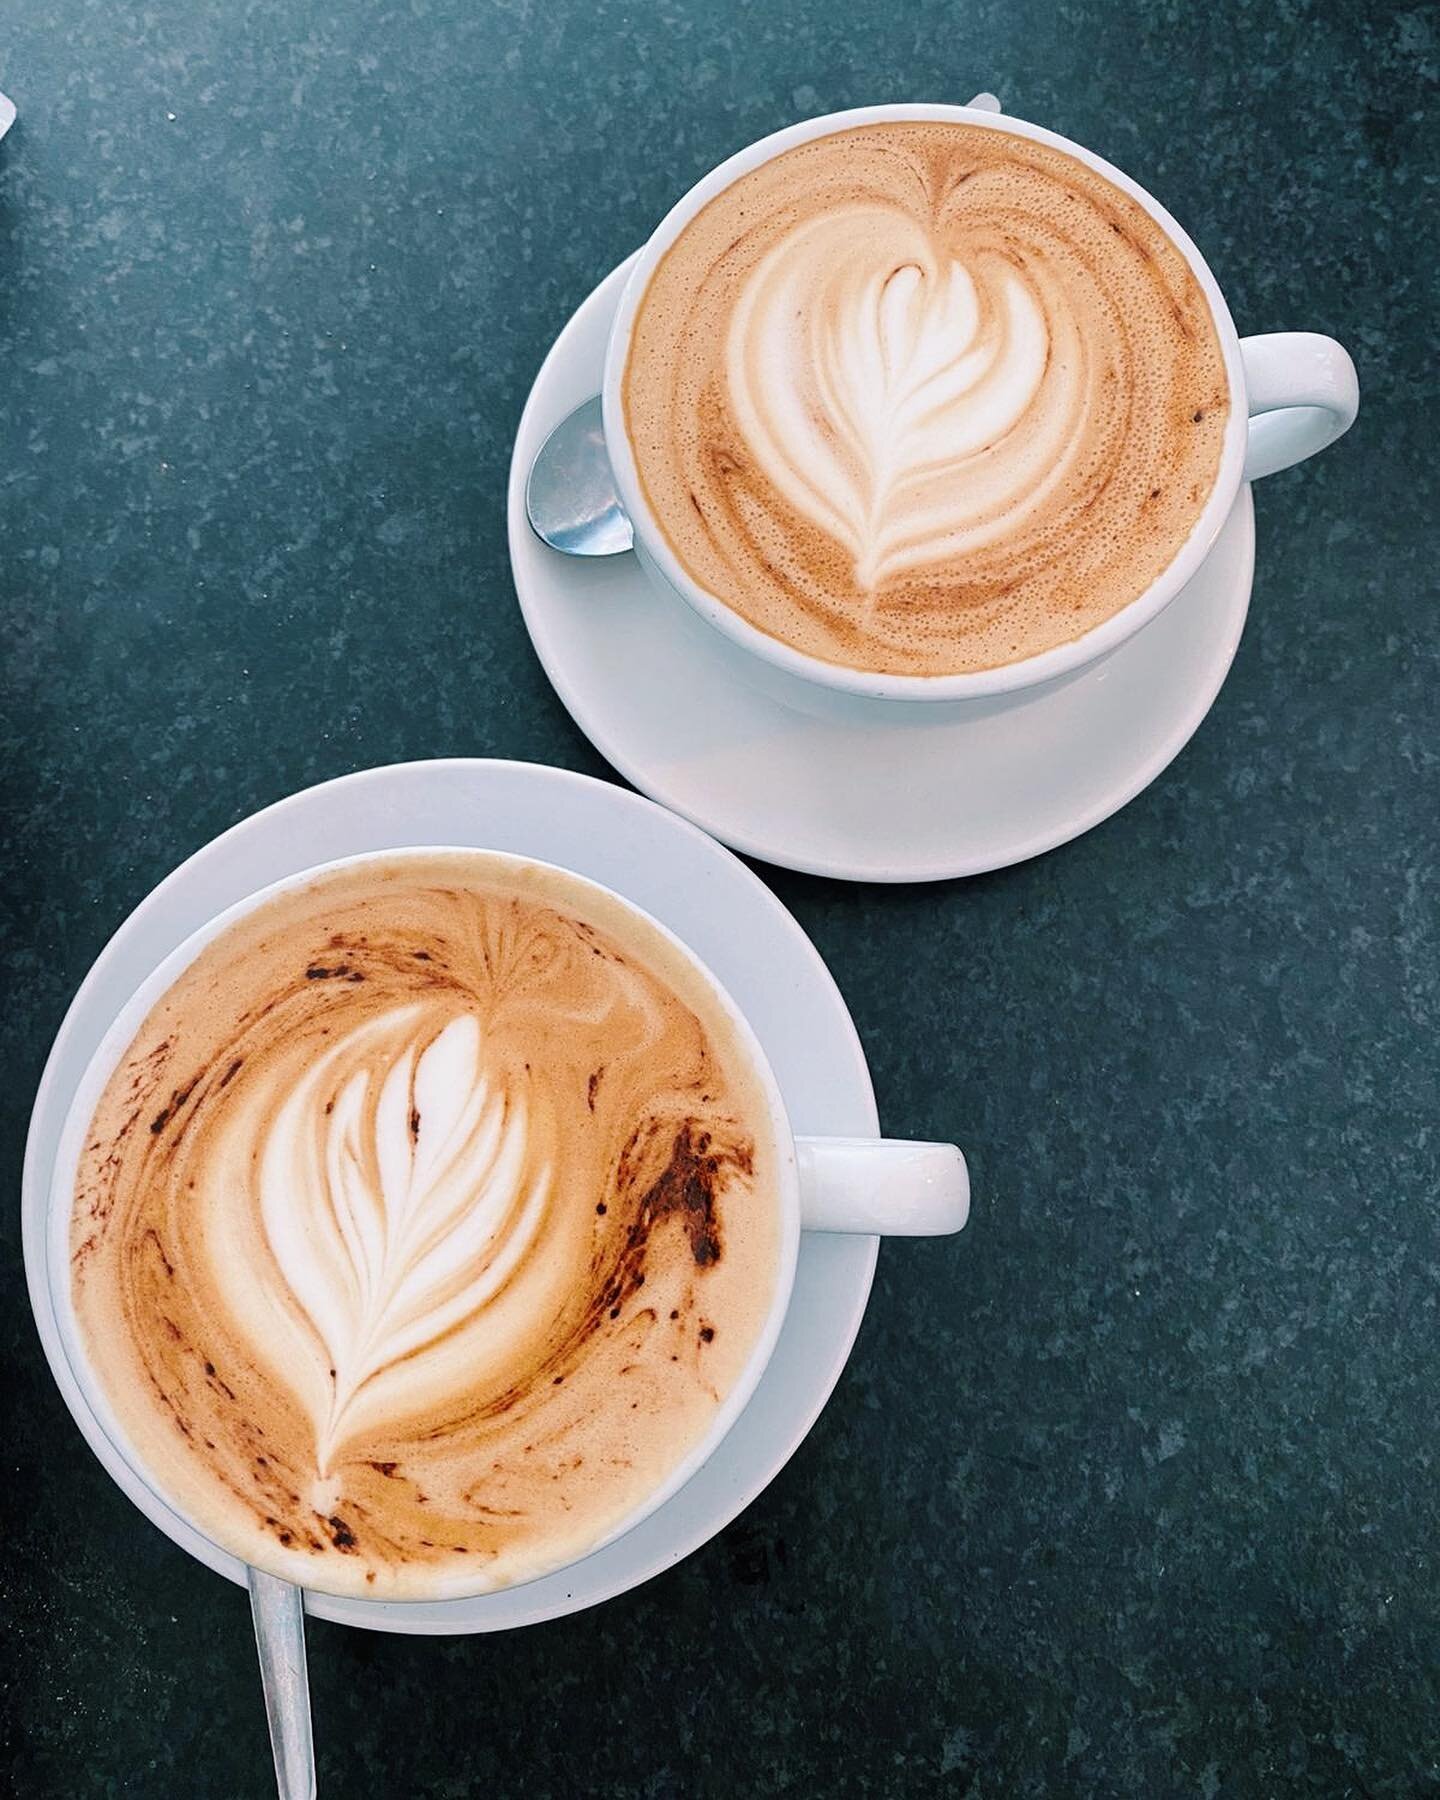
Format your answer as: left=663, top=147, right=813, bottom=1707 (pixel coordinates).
left=248, top=1568, right=316, bottom=1799
left=525, top=394, right=633, bottom=556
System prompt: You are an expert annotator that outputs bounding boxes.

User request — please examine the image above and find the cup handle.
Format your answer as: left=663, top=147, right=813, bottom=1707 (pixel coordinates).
left=1240, top=333, right=1359, bottom=483
left=796, top=1137, right=970, bottom=1236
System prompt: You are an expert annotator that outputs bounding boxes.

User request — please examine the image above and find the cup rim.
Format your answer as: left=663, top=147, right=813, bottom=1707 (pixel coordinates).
left=601, top=100, right=1251, bottom=702
left=47, top=844, right=803, bottom=1607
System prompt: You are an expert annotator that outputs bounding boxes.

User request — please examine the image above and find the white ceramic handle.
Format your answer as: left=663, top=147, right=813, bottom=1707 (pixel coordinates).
left=796, top=1137, right=969, bottom=1235
left=1241, top=332, right=1359, bottom=482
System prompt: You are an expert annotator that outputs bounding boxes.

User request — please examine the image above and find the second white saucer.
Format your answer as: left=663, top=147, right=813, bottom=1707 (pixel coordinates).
left=23, top=761, right=879, bottom=1634
left=508, top=254, right=1257, bottom=883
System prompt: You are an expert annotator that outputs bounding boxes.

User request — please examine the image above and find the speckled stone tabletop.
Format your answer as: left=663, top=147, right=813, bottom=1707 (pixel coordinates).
left=2, top=2, right=1436, bottom=1794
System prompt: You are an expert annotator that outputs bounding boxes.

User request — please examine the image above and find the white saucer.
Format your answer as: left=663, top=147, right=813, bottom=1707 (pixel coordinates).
left=22, top=760, right=878, bottom=1635
left=508, top=256, right=1257, bottom=882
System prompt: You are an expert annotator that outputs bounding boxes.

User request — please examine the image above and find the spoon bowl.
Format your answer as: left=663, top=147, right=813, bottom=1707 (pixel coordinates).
left=525, top=394, right=633, bottom=556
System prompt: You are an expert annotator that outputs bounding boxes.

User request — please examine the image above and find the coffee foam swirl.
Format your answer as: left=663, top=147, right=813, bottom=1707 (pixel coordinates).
left=256, top=1010, right=550, bottom=1474
left=728, top=211, right=1063, bottom=590
left=71, top=855, right=779, bottom=1598
left=623, top=122, right=1229, bottom=676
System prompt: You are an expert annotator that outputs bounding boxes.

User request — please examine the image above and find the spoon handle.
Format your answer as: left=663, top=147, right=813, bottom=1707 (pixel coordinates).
left=247, top=1569, right=317, bottom=1800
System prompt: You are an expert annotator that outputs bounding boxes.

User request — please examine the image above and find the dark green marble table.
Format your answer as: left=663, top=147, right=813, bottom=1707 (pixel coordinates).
left=2, top=2, right=1435, bottom=1794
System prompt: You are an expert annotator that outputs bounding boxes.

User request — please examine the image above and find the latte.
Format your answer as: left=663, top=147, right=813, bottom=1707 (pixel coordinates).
left=70, top=853, right=781, bottom=1599
left=623, top=121, right=1229, bottom=676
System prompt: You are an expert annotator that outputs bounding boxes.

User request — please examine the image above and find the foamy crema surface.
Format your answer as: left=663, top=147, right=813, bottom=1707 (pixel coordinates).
left=71, top=855, right=779, bottom=1598
left=623, top=122, right=1229, bottom=676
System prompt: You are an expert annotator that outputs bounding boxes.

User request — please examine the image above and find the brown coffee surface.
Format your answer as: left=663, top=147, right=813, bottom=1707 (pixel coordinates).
left=623, top=121, right=1229, bottom=676
left=71, top=853, right=780, bottom=1599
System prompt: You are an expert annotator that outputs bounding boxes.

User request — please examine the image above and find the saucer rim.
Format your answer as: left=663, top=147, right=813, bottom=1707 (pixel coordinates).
left=22, top=758, right=880, bottom=1634
left=508, top=254, right=1257, bottom=884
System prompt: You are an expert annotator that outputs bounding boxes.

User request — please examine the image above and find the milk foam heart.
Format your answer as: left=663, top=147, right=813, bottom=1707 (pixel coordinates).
left=70, top=854, right=780, bottom=1599
left=726, top=210, right=1060, bottom=591
left=623, top=121, right=1229, bottom=677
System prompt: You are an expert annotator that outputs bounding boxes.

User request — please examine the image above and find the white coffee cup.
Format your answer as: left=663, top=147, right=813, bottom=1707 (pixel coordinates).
left=44, top=847, right=968, bottom=1608
left=600, top=101, right=1359, bottom=716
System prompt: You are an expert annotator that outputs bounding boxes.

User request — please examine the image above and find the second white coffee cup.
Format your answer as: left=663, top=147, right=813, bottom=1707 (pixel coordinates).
left=600, top=99, right=1360, bottom=716
left=45, top=847, right=968, bottom=1610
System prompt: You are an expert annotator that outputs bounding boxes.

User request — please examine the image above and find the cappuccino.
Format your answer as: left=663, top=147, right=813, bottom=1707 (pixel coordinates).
left=70, top=853, right=781, bottom=1599
left=623, top=121, right=1229, bottom=676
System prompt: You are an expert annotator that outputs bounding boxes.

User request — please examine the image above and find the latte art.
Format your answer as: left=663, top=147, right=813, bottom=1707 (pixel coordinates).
left=256, top=1011, right=549, bottom=1475
left=71, top=855, right=780, bottom=1599
left=727, top=211, right=1058, bottom=591
left=623, top=122, right=1230, bottom=675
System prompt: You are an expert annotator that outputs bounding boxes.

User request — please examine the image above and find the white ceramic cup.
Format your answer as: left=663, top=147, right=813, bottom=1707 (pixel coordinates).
left=45, top=846, right=968, bottom=1609
left=601, top=99, right=1360, bottom=715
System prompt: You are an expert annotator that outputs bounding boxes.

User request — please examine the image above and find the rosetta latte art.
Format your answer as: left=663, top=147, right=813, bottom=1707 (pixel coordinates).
left=728, top=211, right=1063, bottom=592
left=71, top=855, right=779, bottom=1599
left=623, top=122, right=1230, bottom=676
left=258, top=1011, right=549, bottom=1475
